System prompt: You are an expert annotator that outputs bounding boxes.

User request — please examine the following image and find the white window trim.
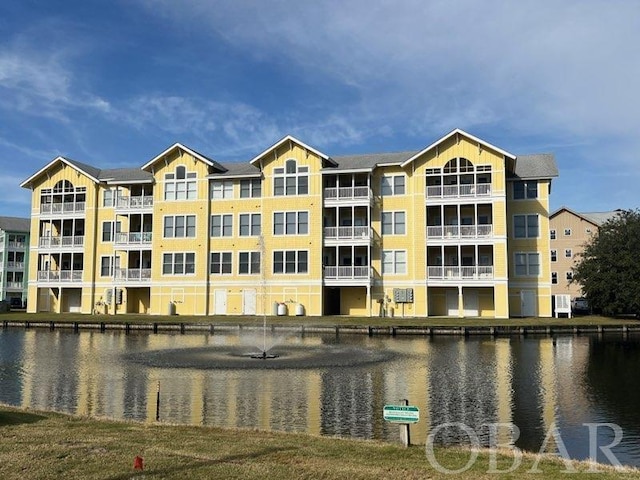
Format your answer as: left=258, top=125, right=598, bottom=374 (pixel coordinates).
left=382, top=250, right=407, bottom=275
left=164, top=164, right=197, bottom=201
left=273, top=250, right=309, bottom=274
left=273, top=159, right=309, bottom=197
left=210, top=180, right=234, bottom=199
left=513, top=214, right=539, bottom=239
left=163, top=214, right=196, bottom=238
left=513, top=180, right=538, bottom=200
left=239, top=178, right=262, bottom=198
left=381, top=211, right=406, bottom=235
left=514, top=252, right=541, bottom=277
left=238, top=213, right=261, bottom=237
left=211, top=214, right=233, bottom=237
left=273, top=211, right=309, bottom=236
left=238, top=251, right=261, bottom=275
left=162, top=252, right=196, bottom=275
left=210, top=251, right=233, bottom=275
left=381, top=175, right=406, bottom=196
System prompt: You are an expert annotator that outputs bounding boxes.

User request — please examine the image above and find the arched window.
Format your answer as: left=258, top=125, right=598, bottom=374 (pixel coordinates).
left=164, top=165, right=197, bottom=200
left=273, top=159, right=309, bottom=196
left=176, top=166, right=186, bottom=179
left=53, top=180, right=74, bottom=193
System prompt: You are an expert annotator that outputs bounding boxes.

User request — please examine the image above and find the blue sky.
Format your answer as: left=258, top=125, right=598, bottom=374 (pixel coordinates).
left=1, top=0, right=638, bottom=218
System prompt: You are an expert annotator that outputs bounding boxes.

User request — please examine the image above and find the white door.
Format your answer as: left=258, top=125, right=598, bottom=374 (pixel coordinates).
left=463, top=290, right=479, bottom=317
left=242, top=289, right=257, bottom=315
left=214, top=289, right=227, bottom=315
left=521, top=290, right=536, bottom=317
left=67, top=290, right=82, bottom=313
left=446, top=290, right=459, bottom=316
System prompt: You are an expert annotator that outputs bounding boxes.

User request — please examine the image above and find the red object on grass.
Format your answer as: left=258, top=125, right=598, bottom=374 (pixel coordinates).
left=133, top=455, right=144, bottom=470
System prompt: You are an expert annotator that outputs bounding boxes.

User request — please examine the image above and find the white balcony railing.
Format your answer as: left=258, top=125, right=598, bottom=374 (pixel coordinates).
left=427, top=266, right=494, bottom=280
left=426, top=225, right=493, bottom=238
left=6, top=261, right=25, bottom=270
left=323, top=266, right=371, bottom=279
left=115, top=268, right=151, bottom=282
left=40, top=202, right=86, bottom=215
left=38, top=235, right=84, bottom=249
left=116, top=196, right=153, bottom=209
left=114, top=232, right=152, bottom=245
left=6, top=282, right=23, bottom=290
left=324, top=226, right=371, bottom=240
left=426, top=183, right=491, bottom=199
left=7, top=241, right=27, bottom=249
left=323, top=186, right=372, bottom=201
left=37, top=270, right=83, bottom=282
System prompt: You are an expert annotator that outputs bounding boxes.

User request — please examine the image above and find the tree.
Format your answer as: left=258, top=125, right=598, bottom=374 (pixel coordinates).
left=572, top=209, right=640, bottom=317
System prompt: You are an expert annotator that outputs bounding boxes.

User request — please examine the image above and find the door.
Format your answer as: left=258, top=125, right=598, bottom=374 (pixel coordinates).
left=463, top=290, right=479, bottom=317
left=521, top=290, right=536, bottom=317
left=214, top=289, right=227, bottom=315
left=242, top=289, right=257, bottom=315
left=66, top=290, right=82, bottom=313
left=446, top=290, right=459, bottom=316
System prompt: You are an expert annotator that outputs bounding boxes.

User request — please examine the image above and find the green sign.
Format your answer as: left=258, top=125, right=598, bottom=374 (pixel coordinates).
left=383, top=404, right=419, bottom=423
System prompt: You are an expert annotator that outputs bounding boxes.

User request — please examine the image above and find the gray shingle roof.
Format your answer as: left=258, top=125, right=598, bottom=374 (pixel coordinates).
left=581, top=210, right=623, bottom=226
left=0, top=216, right=30, bottom=233
left=511, top=154, right=558, bottom=179
left=326, top=151, right=418, bottom=171
left=98, top=168, right=154, bottom=183
left=210, top=162, right=261, bottom=178
left=63, top=157, right=102, bottom=180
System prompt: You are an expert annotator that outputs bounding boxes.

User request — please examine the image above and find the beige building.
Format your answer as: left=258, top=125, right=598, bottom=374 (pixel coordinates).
left=549, top=207, right=620, bottom=298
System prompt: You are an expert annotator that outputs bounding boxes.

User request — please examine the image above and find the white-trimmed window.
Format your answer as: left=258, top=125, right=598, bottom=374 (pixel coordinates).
left=564, top=228, right=572, bottom=236
left=381, top=175, right=405, bottom=196
left=239, top=251, right=261, bottom=274
left=164, top=165, right=197, bottom=200
left=274, top=160, right=308, bottom=196
left=550, top=229, right=556, bottom=240
left=513, top=180, right=538, bottom=199
left=162, top=252, right=195, bottom=275
left=566, top=271, right=573, bottom=281
left=514, top=214, right=539, bottom=238
left=274, top=211, right=309, bottom=235
left=273, top=250, right=308, bottom=274
left=565, top=249, right=572, bottom=258
left=210, top=252, right=232, bottom=274
left=100, top=256, right=120, bottom=277
left=239, top=214, right=261, bottom=236
left=211, top=180, right=233, bottom=199
left=382, top=211, right=406, bottom=235
left=163, top=215, right=196, bottom=238
left=551, top=272, right=558, bottom=284
left=382, top=250, right=407, bottom=274
left=103, top=189, right=115, bottom=207
left=102, top=221, right=121, bottom=242
left=550, top=249, right=557, bottom=262
left=515, top=252, right=540, bottom=276
left=240, top=179, right=261, bottom=198
left=211, top=214, right=233, bottom=237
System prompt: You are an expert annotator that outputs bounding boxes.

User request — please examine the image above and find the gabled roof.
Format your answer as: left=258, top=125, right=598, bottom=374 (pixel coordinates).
left=98, top=168, right=153, bottom=184
left=0, top=216, right=30, bottom=233
left=401, top=128, right=516, bottom=167
left=141, top=143, right=227, bottom=172
left=208, top=162, right=262, bottom=179
left=326, top=151, right=417, bottom=172
left=21, top=156, right=101, bottom=188
left=510, top=153, right=558, bottom=180
left=550, top=206, right=622, bottom=226
left=249, top=135, right=336, bottom=167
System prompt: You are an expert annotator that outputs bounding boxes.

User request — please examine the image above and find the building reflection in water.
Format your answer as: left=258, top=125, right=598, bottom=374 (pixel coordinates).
left=3, top=328, right=636, bottom=465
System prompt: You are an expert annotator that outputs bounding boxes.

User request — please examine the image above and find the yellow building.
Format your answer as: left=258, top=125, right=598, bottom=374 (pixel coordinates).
left=20, top=129, right=557, bottom=318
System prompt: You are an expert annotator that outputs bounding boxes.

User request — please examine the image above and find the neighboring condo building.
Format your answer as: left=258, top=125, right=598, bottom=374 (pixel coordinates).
left=0, top=216, right=31, bottom=306
left=20, top=129, right=557, bottom=318
left=549, top=207, right=621, bottom=299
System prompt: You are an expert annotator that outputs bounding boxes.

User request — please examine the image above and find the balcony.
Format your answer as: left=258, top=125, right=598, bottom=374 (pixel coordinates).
left=6, top=261, right=25, bottom=270
left=115, top=196, right=153, bottom=211
left=38, top=235, right=84, bottom=250
left=6, top=282, right=23, bottom=291
left=323, top=266, right=371, bottom=285
left=323, top=186, right=373, bottom=205
left=426, top=183, right=491, bottom=199
left=426, top=225, right=493, bottom=239
left=7, top=241, right=27, bottom=250
left=324, top=226, right=372, bottom=245
left=40, top=202, right=86, bottom=217
left=115, top=268, right=151, bottom=282
left=427, top=266, right=494, bottom=280
left=37, top=270, right=83, bottom=282
left=114, top=232, right=152, bottom=247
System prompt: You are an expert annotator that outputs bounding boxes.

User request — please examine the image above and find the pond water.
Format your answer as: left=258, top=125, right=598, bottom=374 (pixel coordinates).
left=0, top=327, right=639, bottom=467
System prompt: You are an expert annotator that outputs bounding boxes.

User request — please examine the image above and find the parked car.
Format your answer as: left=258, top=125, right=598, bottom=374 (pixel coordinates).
left=571, top=297, right=590, bottom=315
left=9, top=298, right=23, bottom=309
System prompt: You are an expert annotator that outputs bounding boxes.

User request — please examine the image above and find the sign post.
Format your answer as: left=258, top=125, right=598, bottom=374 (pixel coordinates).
left=383, top=399, right=419, bottom=447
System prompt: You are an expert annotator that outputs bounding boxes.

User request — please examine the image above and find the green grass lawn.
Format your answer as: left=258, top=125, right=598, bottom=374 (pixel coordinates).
left=0, top=406, right=636, bottom=480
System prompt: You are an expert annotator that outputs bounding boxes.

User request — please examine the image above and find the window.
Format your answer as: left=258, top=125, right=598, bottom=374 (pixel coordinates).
left=273, top=160, right=308, bottom=196
left=381, top=175, right=405, bottom=196
left=102, top=221, right=121, bottom=242
left=239, top=214, right=261, bottom=236
left=382, top=250, right=407, bottom=274
left=211, top=214, right=233, bottom=237
left=239, top=252, right=261, bottom=274
left=566, top=271, right=573, bottom=281
left=513, top=180, right=538, bottom=199
left=163, top=215, right=196, bottom=238
left=551, top=249, right=557, bottom=262
left=274, top=211, right=309, bottom=235
left=240, top=179, right=261, bottom=198
left=565, top=249, right=572, bottom=258
left=103, top=190, right=115, bottom=207
left=514, top=214, right=539, bottom=238
left=515, top=253, right=540, bottom=276
left=210, top=252, right=232, bottom=274
left=211, top=180, right=233, bottom=199
left=164, top=166, right=197, bottom=200
left=564, top=228, right=572, bottom=236
left=273, top=250, right=308, bottom=274
left=100, top=256, right=119, bottom=277
left=382, top=211, right=406, bottom=235
left=551, top=272, right=558, bottom=284
left=550, top=229, right=556, bottom=240
left=162, top=252, right=195, bottom=275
